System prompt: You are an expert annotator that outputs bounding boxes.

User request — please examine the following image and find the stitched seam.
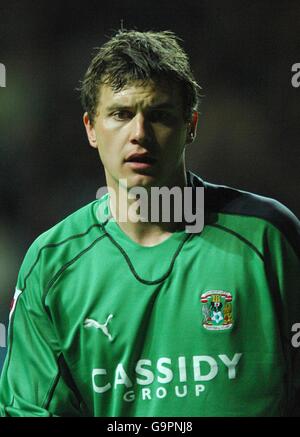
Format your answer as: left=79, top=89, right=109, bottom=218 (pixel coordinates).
left=208, top=223, right=265, bottom=262
left=43, top=234, right=107, bottom=302
left=21, top=224, right=104, bottom=294
left=101, top=224, right=193, bottom=284
left=213, top=210, right=300, bottom=259
left=42, top=359, right=62, bottom=410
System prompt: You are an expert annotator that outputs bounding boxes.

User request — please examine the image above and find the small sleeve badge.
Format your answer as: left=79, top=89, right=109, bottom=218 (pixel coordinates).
left=9, top=288, right=23, bottom=320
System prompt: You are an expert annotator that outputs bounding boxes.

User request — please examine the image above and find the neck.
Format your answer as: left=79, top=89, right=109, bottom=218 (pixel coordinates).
left=107, top=168, right=188, bottom=246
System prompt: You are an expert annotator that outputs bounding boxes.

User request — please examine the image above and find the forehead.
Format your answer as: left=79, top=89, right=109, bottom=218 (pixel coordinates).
left=97, top=80, right=183, bottom=109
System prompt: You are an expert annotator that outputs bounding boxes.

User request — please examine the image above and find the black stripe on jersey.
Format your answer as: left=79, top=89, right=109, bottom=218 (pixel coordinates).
left=43, top=362, right=61, bottom=411
left=43, top=354, right=86, bottom=414
left=188, top=171, right=300, bottom=258
left=102, top=223, right=193, bottom=284
left=21, top=224, right=104, bottom=293
left=209, top=223, right=265, bottom=262
left=6, top=225, right=107, bottom=375
left=43, top=233, right=107, bottom=305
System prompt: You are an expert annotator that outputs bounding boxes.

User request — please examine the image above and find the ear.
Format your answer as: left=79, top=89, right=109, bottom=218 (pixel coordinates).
left=83, top=112, right=98, bottom=149
left=186, top=111, right=199, bottom=144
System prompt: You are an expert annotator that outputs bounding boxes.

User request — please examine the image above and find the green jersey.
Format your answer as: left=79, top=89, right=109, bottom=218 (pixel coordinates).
left=0, top=172, right=299, bottom=417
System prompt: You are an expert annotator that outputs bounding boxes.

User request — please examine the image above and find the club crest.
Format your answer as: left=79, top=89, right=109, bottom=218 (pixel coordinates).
left=200, top=290, right=233, bottom=331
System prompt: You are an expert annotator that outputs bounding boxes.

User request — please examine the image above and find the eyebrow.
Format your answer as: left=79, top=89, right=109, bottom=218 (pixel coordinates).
left=105, top=102, right=175, bottom=113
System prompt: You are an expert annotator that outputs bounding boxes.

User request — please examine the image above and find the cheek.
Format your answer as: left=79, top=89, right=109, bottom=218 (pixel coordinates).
left=160, top=129, right=187, bottom=154
left=95, top=132, right=117, bottom=161
left=96, top=138, right=122, bottom=173
left=98, top=147, right=117, bottom=168
left=96, top=122, right=127, bottom=152
left=94, top=119, right=116, bottom=145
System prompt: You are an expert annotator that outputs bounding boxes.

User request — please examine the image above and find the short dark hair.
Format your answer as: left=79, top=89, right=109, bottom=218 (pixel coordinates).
left=79, top=29, right=202, bottom=125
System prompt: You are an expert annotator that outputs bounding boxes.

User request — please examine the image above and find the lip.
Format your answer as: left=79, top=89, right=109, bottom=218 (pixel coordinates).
left=125, top=161, right=155, bottom=170
left=124, top=152, right=157, bottom=170
left=125, top=152, right=157, bottom=163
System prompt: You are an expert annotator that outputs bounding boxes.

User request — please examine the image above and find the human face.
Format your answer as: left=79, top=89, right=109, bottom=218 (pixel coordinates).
left=83, top=80, right=197, bottom=191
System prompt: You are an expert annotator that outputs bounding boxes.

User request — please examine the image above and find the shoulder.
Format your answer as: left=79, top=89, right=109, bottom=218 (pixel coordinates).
left=33, top=199, right=104, bottom=249
left=189, top=171, right=300, bottom=258
left=17, top=198, right=107, bottom=289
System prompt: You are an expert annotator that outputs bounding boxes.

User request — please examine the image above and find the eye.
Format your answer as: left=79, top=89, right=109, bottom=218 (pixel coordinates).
left=149, top=110, right=175, bottom=125
left=112, top=110, right=133, bottom=121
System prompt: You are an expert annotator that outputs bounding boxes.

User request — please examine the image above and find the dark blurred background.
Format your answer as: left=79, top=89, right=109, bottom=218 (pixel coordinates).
left=1, top=0, right=299, bottom=369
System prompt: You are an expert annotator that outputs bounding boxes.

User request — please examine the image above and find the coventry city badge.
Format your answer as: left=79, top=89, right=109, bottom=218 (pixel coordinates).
left=200, top=290, right=233, bottom=331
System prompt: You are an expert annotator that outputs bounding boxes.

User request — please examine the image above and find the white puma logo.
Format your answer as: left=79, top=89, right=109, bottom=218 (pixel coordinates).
left=84, top=314, right=114, bottom=341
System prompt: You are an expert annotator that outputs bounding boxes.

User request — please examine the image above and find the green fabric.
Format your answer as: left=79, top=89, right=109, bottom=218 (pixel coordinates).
left=0, top=177, right=299, bottom=417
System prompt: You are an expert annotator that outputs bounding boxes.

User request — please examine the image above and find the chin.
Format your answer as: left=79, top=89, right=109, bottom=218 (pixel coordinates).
left=127, top=173, right=158, bottom=190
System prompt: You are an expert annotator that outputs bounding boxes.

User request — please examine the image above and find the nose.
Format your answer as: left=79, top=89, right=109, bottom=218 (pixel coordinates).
left=129, top=113, right=151, bottom=145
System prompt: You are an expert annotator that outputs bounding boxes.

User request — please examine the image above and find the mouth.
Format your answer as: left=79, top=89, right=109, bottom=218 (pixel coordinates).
left=124, top=153, right=157, bottom=170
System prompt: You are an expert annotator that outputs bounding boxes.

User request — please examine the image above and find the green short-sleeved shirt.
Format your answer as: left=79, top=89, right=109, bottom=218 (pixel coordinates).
left=0, top=172, right=299, bottom=416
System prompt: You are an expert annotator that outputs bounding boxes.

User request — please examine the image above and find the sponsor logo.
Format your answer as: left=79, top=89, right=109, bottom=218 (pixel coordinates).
left=84, top=315, right=114, bottom=341
left=201, top=290, right=233, bottom=331
left=91, top=353, right=242, bottom=402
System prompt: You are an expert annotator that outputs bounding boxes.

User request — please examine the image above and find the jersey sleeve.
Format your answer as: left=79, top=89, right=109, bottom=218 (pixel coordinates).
left=0, top=238, right=84, bottom=417
left=264, top=217, right=300, bottom=416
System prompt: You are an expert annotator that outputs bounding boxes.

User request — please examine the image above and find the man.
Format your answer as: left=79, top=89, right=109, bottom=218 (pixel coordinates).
left=0, top=29, right=299, bottom=417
